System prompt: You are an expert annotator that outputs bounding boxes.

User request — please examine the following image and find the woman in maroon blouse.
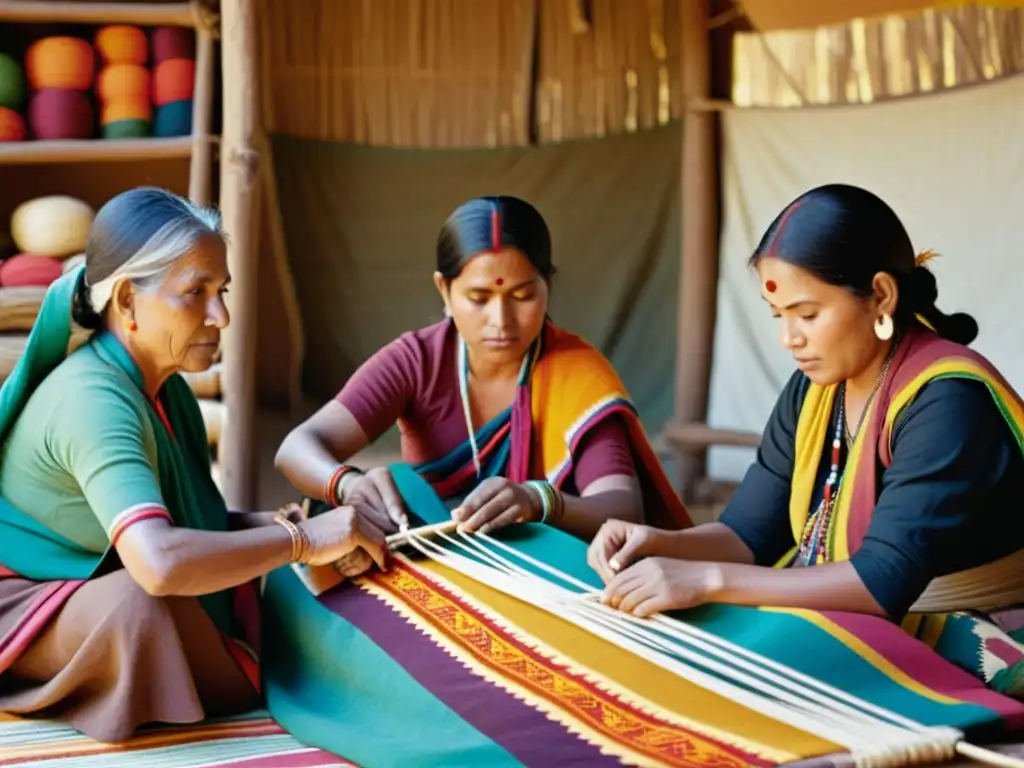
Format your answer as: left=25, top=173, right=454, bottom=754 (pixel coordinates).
left=276, top=196, right=689, bottom=577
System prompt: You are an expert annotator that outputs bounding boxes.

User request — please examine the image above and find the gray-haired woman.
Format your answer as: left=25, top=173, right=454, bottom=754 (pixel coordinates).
left=0, top=187, right=384, bottom=742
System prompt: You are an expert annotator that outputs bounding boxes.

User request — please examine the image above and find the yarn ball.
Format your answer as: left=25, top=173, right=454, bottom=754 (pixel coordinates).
left=151, top=27, right=195, bottom=63
left=100, top=97, right=151, bottom=125
left=152, top=58, right=195, bottom=106
left=28, top=90, right=93, bottom=140
left=154, top=99, right=191, bottom=137
left=94, top=26, right=147, bottom=65
left=0, top=254, right=64, bottom=288
left=11, top=196, right=95, bottom=258
left=0, top=54, right=24, bottom=110
left=0, top=107, right=26, bottom=141
left=96, top=64, right=149, bottom=102
left=102, top=118, right=150, bottom=139
left=26, top=37, right=94, bottom=91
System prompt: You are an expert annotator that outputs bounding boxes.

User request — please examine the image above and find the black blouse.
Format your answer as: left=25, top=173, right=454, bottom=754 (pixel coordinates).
left=718, top=372, right=1024, bottom=619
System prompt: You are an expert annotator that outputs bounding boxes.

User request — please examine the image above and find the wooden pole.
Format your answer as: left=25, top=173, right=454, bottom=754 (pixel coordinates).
left=675, top=0, right=719, bottom=501
left=188, top=5, right=216, bottom=206
left=219, top=0, right=260, bottom=511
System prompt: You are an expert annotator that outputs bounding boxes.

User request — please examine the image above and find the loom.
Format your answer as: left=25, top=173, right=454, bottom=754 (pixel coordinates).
left=393, top=524, right=1021, bottom=768
left=276, top=464, right=1024, bottom=768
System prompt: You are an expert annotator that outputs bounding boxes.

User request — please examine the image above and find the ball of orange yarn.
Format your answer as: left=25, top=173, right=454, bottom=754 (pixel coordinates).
left=0, top=254, right=63, bottom=288
left=152, top=58, right=194, bottom=106
left=100, top=97, right=151, bottom=125
left=0, top=107, right=26, bottom=141
left=96, top=64, right=149, bottom=102
left=95, top=26, right=147, bottom=65
left=26, top=37, right=94, bottom=91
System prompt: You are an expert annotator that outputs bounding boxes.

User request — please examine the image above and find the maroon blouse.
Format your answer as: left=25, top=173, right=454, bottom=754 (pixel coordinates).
left=335, top=321, right=636, bottom=493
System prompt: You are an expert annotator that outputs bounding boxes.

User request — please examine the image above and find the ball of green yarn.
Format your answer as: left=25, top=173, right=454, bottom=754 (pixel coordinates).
left=102, top=117, right=151, bottom=139
left=0, top=54, right=25, bottom=110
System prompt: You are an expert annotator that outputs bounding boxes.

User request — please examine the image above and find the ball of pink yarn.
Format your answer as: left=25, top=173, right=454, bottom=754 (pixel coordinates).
left=0, top=254, right=63, bottom=287
left=28, top=90, right=94, bottom=140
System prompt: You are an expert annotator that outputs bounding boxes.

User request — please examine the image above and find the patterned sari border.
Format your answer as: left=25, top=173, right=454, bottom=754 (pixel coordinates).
left=360, top=557, right=793, bottom=766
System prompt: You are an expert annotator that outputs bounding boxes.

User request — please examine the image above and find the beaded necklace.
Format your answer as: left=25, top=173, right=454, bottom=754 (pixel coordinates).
left=456, top=336, right=535, bottom=480
left=796, top=339, right=898, bottom=566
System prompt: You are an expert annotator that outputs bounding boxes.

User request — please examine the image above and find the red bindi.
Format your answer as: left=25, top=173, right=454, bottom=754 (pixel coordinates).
left=765, top=280, right=777, bottom=293
left=495, top=277, right=504, bottom=287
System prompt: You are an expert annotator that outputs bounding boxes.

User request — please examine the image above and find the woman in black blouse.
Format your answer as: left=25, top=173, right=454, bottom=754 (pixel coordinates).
left=589, top=184, right=1024, bottom=633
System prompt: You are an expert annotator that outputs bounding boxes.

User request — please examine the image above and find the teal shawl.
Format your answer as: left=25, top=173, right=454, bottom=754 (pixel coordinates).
left=0, top=266, right=235, bottom=634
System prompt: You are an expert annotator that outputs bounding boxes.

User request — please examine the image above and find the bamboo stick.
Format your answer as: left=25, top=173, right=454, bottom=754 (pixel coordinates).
left=219, top=0, right=261, bottom=511
left=674, top=0, right=719, bottom=499
left=188, top=5, right=217, bottom=207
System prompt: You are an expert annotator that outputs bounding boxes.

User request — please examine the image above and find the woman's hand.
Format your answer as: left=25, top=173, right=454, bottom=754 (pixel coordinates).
left=453, top=477, right=541, bottom=535
left=601, top=558, right=723, bottom=618
left=587, top=520, right=678, bottom=584
left=299, top=505, right=388, bottom=573
left=341, top=467, right=410, bottom=534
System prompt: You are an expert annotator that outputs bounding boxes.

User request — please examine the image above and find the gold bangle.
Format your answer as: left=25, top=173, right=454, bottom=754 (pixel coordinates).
left=274, top=515, right=310, bottom=563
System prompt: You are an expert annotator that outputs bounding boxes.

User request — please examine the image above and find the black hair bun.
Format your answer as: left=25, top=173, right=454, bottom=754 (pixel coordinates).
left=70, top=271, right=103, bottom=330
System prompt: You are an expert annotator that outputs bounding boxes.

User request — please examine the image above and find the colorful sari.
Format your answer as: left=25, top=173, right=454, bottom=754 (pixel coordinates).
left=262, top=464, right=1024, bottom=767
left=781, top=326, right=1024, bottom=697
left=414, top=321, right=690, bottom=529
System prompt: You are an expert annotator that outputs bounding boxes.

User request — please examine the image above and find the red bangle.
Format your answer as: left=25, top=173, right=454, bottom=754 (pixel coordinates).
left=326, top=464, right=359, bottom=506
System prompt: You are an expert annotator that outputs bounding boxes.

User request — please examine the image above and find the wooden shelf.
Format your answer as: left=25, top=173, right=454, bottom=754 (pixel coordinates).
left=0, top=137, right=194, bottom=165
left=0, top=1, right=195, bottom=26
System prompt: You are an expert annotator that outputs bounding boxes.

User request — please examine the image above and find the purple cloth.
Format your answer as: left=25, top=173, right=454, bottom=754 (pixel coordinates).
left=335, top=320, right=635, bottom=491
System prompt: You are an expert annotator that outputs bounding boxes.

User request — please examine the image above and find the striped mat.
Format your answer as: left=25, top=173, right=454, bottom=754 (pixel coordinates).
left=0, top=710, right=354, bottom=767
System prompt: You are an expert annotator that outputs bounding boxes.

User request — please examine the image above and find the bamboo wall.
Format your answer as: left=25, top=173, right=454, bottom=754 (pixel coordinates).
left=260, top=0, right=683, bottom=147
left=259, top=0, right=1024, bottom=150
left=733, top=4, right=1024, bottom=106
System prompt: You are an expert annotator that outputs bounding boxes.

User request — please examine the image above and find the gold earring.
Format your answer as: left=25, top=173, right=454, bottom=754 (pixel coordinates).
left=874, top=313, right=893, bottom=341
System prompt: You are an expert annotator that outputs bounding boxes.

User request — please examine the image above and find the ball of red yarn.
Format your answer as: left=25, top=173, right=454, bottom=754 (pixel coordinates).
left=152, top=58, right=195, bottom=106
left=151, top=27, right=195, bottom=63
left=28, top=90, right=94, bottom=140
left=0, top=107, right=26, bottom=141
left=0, top=254, right=63, bottom=288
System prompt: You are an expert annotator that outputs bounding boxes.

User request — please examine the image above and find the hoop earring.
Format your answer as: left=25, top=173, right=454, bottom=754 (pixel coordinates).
left=874, top=313, right=894, bottom=341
